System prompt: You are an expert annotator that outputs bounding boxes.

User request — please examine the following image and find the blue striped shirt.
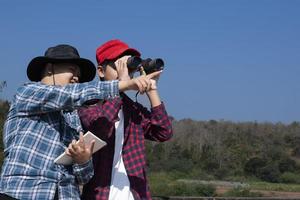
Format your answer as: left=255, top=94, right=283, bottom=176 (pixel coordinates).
left=0, top=80, right=119, bottom=200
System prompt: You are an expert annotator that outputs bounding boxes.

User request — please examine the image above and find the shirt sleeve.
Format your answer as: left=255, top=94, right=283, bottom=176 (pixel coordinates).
left=141, top=102, right=173, bottom=142
left=78, top=98, right=122, bottom=139
left=72, top=159, right=94, bottom=184
left=14, top=81, right=119, bottom=116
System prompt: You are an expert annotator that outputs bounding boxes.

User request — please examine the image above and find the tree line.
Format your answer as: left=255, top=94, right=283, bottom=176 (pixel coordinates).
left=0, top=100, right=9, bottom=165
left=146, top=118, right=300, bottom=183
left=1, top=99, right=300, bottom=183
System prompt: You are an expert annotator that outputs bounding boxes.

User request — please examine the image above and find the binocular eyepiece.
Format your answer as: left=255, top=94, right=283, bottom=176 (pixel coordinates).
left=127, top=56, right=164, bottom=74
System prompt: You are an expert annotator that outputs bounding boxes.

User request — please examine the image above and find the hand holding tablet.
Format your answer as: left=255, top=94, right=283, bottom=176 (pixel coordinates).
left=54, top=131, right=107, bottom=165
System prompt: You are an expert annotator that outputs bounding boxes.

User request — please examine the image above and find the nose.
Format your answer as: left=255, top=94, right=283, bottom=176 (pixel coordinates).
left=73, top=76, right=79, bottom=83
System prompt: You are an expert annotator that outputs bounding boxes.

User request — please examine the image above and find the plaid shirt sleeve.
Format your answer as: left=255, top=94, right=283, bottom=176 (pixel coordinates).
left=15, top=81, right=119, bottom=116
left=73, top=159, right=94, bottom=184
left=78, top=98, right=122, bottom=137
left=141, top=102, right=173, bottom=142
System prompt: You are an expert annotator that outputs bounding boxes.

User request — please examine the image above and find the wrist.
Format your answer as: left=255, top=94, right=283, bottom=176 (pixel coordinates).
left=74, top=156, right=90, bottom=165
left=147, top=90, right=161, bottom=107
left=73, top=158, right=92, bottom=167
left=119, top=80, right=131, bottom=91
left=147, top=89, right=158, bottom=96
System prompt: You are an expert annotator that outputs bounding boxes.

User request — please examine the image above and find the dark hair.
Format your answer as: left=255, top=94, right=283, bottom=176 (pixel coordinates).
left=98, top=61, right=110, bottom=81
left=99, top=53, right=133, bottom=81
left=40, top=63, right=52, bottom=79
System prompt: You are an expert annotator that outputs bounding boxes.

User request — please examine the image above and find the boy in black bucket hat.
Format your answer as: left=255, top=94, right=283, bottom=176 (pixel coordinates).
left=27, top=44, right=96, bottom=83
left=0, top=44, right=161, bottom=200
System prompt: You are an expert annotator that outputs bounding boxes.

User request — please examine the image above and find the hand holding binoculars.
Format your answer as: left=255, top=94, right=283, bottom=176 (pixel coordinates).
left=126, top=56, right=164, bottom=75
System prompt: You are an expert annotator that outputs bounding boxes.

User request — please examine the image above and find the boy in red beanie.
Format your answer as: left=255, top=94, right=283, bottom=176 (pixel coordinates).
left=79, top=39, right=173, bottom=200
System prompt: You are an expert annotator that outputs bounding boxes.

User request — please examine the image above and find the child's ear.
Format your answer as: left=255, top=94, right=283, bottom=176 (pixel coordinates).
left=44, top=63, right=53, bottom=76
left=97, top=65, right=105, bottom=79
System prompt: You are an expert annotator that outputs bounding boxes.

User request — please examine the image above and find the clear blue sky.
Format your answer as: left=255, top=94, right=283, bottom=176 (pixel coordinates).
left=0, top=0, right=300, bottom=123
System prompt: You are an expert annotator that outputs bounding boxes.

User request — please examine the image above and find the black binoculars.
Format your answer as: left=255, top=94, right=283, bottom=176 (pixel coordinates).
left=127, top=56, right=164, bottom=74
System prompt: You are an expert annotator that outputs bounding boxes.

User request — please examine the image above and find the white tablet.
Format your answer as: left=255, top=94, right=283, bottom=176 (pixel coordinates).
left=54, top=131, right=107, bottom=165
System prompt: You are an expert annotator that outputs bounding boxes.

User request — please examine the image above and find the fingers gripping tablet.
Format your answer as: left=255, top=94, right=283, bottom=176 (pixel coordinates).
left=54, top=131, right=106, bottom=165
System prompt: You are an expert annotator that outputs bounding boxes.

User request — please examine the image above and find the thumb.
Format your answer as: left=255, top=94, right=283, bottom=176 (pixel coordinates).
left=88, top=140, right=96, bottom=154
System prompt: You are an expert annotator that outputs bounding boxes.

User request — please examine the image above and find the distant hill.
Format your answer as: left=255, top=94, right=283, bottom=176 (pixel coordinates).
left=146, top=119, right=300, bottom=183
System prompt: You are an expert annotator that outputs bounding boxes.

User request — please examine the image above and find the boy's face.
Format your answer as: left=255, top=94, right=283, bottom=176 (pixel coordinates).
left=97, top=55, right=136, bottom=81
left=51, top=63, right=81, bottom=86
left=98, top=62, right=118, bottom=81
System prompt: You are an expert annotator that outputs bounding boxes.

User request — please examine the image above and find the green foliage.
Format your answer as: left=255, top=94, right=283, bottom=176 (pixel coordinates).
left=292, top=146, right=300, bottom=158
left=244, top=157, right=267, bottom=176
left=200, top=144, right=219, bottom=172
left=149, top=171, right=216, bottom=197
left=279, top=172, right=300, bottom=184
left=146, top=119, right=300, bottom=186
left=1, top=101, right=300, bottom=193
left=243, top=156, right=296, bottom=182
left=278, top=157, right=296, bottom=173
left=148, top=172, right=174, bottom=196
left=223, top=186, right=262, bottom=197
left=0, top=99, right=9, bottom=166
left=0, top=101, right=9, bottom=139
left=257, top=163, right=281, bottom=183
left=249, top=181, right=300, bottom=192
left=168, top=182, right=215, bottom=196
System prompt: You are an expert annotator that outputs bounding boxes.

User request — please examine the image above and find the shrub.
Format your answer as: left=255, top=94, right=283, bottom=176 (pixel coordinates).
left=292, top=146, right=300, bottom=158
left=150, top=178, right=216, bottom=197
left=194, top=184, right=216, bottom=197
left=278, top=158, right=296, bottom=173
left=169, top=182, right=215, bottom=196
left=279, top=172, right=300, bottom=184
left=223, top=186, right=262, bottom=197
left=214, top=167, right=229, bottom=180
left=257, top=163, right=280, bottom=183
left=244, top=157, right=267, bottom=176
left=148, top=172, right=173, bottom=196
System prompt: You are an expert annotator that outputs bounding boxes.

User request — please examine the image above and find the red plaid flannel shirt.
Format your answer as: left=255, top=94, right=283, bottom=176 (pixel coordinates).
left=78, top=93, right=173, bottom=200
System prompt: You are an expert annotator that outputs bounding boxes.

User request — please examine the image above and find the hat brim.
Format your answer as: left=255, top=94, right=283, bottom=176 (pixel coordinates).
left=121, top=48, right=141, bottom=58
left=27, top=56, right=96, bottom=83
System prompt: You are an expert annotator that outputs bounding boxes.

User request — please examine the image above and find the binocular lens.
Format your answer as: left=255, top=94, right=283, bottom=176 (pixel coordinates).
left=149, top=58, right=164, bottom=70
left=127, top=56, right=142, bottom=70
left=126, top=56, right=165, bottom=74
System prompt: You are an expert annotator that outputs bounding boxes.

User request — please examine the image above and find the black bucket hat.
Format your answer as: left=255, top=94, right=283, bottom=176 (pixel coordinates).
left=27, top=44, right=96, bottom=83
